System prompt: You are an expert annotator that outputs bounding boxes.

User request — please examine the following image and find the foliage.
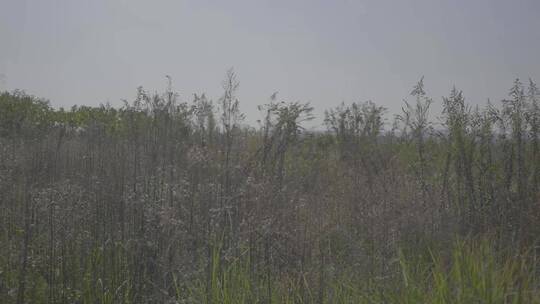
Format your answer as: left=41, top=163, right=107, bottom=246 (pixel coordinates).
left=1, top=75, right=540, bottom=303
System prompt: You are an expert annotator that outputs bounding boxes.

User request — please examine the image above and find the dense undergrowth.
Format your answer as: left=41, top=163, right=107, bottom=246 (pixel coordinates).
left=1, top=72, right=539, bottom=303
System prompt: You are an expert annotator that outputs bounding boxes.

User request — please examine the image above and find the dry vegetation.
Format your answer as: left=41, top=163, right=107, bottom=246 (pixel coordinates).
left=1, top=71, right=539, bottom=303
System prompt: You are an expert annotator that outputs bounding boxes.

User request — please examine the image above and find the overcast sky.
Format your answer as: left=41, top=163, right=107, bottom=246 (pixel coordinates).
left=1, top=0, right=540, bottom=126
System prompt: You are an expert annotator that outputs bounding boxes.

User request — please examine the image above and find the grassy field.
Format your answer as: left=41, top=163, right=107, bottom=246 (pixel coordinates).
left=1, top=74, right=539, bottom=303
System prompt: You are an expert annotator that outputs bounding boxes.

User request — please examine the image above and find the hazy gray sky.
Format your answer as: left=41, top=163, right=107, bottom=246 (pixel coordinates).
left=1, top=0, right=540, bottom=126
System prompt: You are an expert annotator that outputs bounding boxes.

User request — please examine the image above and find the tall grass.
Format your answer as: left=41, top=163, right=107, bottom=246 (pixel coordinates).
left=1, top=75, right=540, bottom=303
left=397, top=239, right=539, bottom=303
left=179, top=239, right=539, bottom=303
